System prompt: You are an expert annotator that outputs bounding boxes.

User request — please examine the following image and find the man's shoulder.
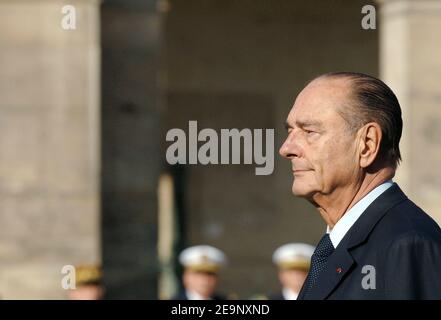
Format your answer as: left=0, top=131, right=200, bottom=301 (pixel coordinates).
left=372, top=196, right=441, bottom=246
left=387, top=197, right=440, bottom=233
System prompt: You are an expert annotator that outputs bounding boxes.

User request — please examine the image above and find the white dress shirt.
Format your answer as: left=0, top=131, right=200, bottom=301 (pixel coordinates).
left=282, top=287, right=299, bottom=300
left=327, top=180, right=394, bottom=248
left=186, top=290, right=212, bottom=300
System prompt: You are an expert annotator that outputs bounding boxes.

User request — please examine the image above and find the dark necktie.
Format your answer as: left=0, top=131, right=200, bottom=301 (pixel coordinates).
left=302, top=233, right=335, bottom=297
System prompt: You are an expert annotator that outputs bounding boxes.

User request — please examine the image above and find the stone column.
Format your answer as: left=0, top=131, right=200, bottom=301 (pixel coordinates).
left=379, top=0, right=441, bottom=224
left=0, top=0, right=101, bottom=298
left=101, top=0, right=162, bottom=299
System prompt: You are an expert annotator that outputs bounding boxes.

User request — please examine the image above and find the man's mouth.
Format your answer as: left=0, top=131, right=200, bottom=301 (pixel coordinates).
left=292, top=169, right=311, bottom=175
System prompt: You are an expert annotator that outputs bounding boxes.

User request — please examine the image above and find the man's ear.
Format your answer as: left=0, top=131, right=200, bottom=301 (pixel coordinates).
left=358, top=122, right=382, bottom=168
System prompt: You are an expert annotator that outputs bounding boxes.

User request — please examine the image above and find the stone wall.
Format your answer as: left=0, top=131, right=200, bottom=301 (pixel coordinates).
left=380, top=0, right=441, bottom=225
left=0, top=0, right=101, bottom=299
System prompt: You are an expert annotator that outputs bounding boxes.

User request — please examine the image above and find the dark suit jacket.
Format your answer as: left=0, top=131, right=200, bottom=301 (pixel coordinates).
left=298, top=183, right=441, bottom=300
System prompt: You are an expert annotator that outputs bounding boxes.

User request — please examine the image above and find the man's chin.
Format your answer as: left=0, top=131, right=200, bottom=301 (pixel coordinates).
left=291, top=184, right=315, bottom=198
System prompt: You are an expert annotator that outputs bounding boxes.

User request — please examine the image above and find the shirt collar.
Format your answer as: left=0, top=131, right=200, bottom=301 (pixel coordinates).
left=327, top=180, right=394, bottom=248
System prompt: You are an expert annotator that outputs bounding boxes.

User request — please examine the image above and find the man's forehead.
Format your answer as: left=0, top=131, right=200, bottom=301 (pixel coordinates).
left=287, top=77, right=352, bottom=124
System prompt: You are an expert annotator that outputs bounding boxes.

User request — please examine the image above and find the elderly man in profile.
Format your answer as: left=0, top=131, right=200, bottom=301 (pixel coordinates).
left=279, top=72, right=441, bottom=299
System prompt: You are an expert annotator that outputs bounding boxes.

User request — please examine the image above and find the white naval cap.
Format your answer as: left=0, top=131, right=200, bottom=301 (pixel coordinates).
left=272, top=243, right=315, bottom=271
left=179, top=245, right=227, bottom=274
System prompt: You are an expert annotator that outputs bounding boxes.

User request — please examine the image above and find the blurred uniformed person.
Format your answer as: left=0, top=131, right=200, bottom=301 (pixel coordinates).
left=173, top=245, right=227, bottom=300
left=269, top=243, right=315, bottom=300
left=68, top=265, right=104, bottom=300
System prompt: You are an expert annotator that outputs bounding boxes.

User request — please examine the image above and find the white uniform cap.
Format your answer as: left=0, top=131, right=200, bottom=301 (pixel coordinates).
left=272, top=243, right=315, bottom=271
left=179, top=245, right=227, bottom=273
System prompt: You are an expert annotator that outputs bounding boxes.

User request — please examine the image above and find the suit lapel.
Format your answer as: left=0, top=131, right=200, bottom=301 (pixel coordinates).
left=304, top=246, right=354, bottom=299
left=301, top=183, right=408, bottom=300
left=297, top=276, right=308, bottom=299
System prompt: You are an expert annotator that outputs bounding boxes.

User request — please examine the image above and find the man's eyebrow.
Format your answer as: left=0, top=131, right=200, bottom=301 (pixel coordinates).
left=284, top=119, right=323, bottom=130
left=296, top=119, right=323, bottom=128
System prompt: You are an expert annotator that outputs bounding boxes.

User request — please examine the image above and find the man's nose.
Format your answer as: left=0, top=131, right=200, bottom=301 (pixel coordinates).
left=279, top=132, right=300, bottom=159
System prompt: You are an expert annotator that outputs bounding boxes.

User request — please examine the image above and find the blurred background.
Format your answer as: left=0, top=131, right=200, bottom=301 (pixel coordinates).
left=1, top=0, right=440, bottom=299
